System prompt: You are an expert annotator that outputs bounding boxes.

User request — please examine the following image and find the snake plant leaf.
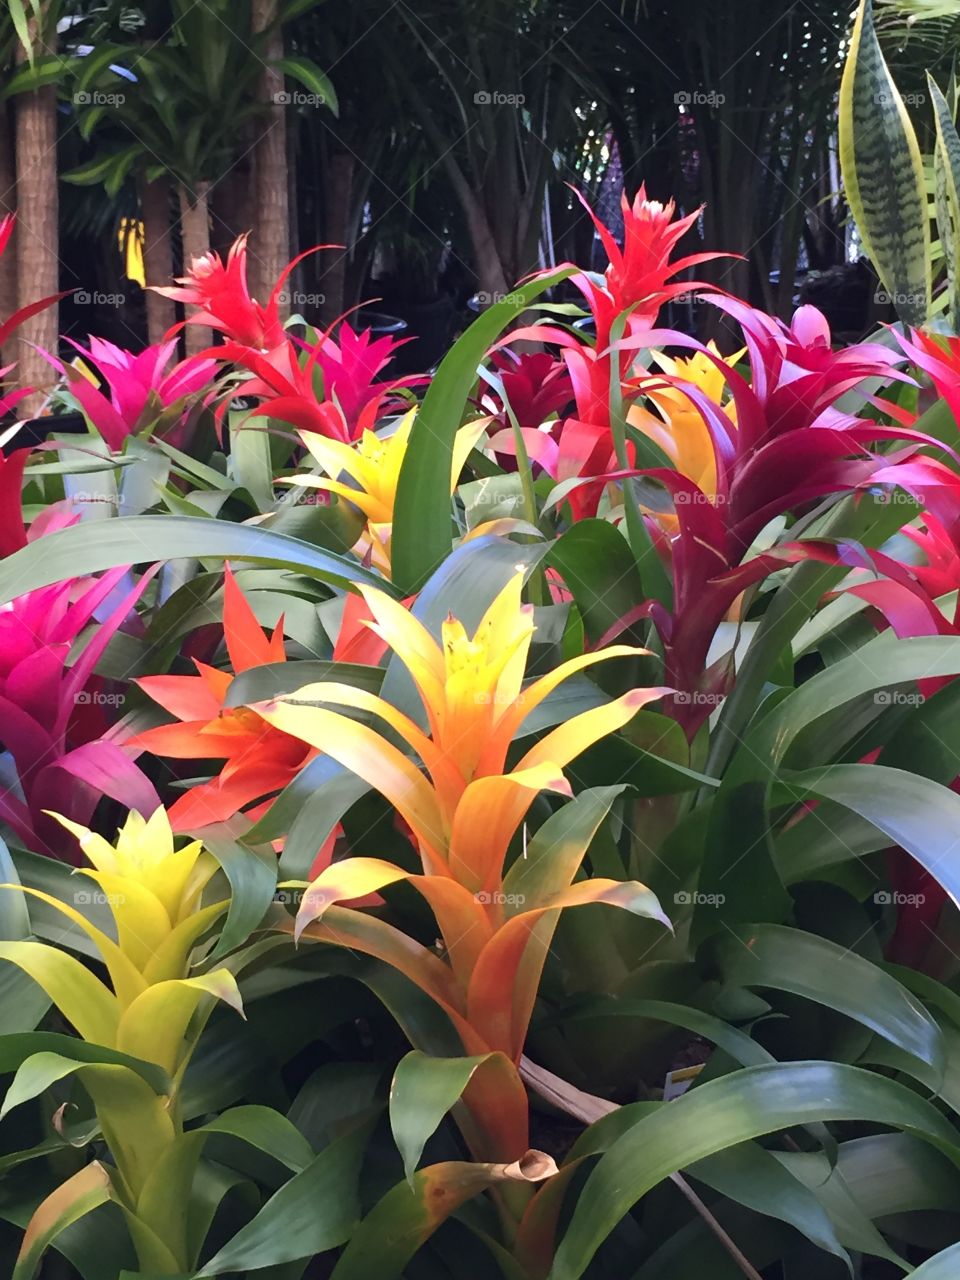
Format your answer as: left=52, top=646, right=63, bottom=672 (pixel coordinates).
left=929, top=73, right=960, bottom=322
left=839, top=0, right=931, bottom=325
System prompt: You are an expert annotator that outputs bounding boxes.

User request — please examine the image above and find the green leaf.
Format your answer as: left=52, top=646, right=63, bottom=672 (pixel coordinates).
left=549, top=1061, right=960, bottom=1280
left=12, top=1163, right=113, bottom=1280
left=546, top=520, right=644, bottom=644
left=200, top=833, right=277, bottom=960
left=709, top=924, right=944, bottom=1072
left=838, top=0, right=931, bottom=325
left=225, top=660, right=384, bottom=707
left=392, top=271, right=572, bottom=592
left=330, top=1153, right=558, bottom=1280
left=275, top=56, right=338, bottom=114
left=389, top=1050, right=513, bottom=1181
left=0, top=516, right=390, bottom=604
left=688, top=1143, right=851, bottom=1269
left=194, top=1118, right=373, bottom=1274
left=502, top=785, right=625, bottom=908
left=930, top=73, right=960, bottom=324
left=779, top=763, right=960, bottom=927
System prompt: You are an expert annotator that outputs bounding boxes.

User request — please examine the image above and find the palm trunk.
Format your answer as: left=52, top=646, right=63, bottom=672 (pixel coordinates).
left=178, top=181, right=211, bottom=355
left=0, top=100, right=17, bottom=370
left=14, top=20, right=59, bottom=415
left=320, top=151, right=355, bottom=326
left=140, top=173, right=176, bottom=344
left=251, top=0, right=289, bottom=312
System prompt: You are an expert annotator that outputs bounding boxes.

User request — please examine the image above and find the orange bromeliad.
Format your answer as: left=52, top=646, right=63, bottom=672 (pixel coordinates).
left=130, top=567, right=314, bottom=830
left=252, top=572, right=670, bottom=1163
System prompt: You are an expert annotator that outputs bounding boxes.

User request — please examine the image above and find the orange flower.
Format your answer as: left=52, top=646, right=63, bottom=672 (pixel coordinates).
left=130, top=568, right=314, bottom=830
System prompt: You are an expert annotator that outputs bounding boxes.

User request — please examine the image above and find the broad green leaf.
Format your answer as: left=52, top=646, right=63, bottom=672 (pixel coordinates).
left=709, top=923, right=944, bottom=1071
left=0, top=516, right=389, bottom=605
left=392, top=272, right=572, bottom=591
left=502, top=786, right=625, bottom=908
left=549, top=1061, right=960, bottom=1279
left=689, top=1143, right=851, bottom=1268
left=195, top=1118, right=373, bottom=1274
left=839, top=0, right=931, bottom=325
left=390, top=1050, right=516, bottom=1181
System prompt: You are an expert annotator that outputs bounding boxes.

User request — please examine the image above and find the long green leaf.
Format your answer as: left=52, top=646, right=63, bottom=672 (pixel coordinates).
left=391, top=271, right=571, bottom=592
left=0, top=516, right=389, bottom=605
left=549, top=1061, right=960, bottom=1279
left=839, top=0, right=931, bottom=324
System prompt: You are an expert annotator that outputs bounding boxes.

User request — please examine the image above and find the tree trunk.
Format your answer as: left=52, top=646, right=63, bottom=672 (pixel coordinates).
left=251, top=0, right=289, bottom=312
left=140, top=173, right=176, bottom=344
left=14, top=18, right=59, bottom=416
left=178, top=181, right=212, bottom=355
left=319, top=151, right=355, bottom=326
left=211, top=156, right=256, bottom=260
left=0, top=100, right=17, bottom=369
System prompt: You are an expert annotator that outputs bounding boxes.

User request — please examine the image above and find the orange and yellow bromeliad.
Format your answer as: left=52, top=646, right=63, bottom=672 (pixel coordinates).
left=253, top=571, right=671, bottom=1163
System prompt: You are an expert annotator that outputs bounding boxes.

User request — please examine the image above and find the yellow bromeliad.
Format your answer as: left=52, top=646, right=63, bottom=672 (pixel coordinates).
left=0, top=807, right=241, bottom=1276
left=629, top=342, right=743, bottom=521
left=282, top=409, right=488, bottom=574
left=255, top=571, right=670, bottom=1100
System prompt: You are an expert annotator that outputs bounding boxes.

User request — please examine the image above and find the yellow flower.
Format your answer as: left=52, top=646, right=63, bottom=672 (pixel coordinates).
left=282, top=409, right=488, bottom=574
left=253, top=573, right=669, bottom=1070
left=0, top=807, right=238, bottom=1070
left=257, top=570, right=667, bottom=895
left=628, top=342, right=743, bottom=520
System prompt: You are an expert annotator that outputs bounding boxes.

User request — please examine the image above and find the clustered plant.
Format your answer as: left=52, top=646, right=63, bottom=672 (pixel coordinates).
left=8, top=6, right=960, bottom=1274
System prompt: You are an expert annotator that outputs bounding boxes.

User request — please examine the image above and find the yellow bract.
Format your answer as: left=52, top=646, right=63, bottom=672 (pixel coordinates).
left=282, top=409, right=489, bottom=574
left=629, top=342, right=742, bottom=517
left=258, top=571, right=667, bottom=893
left=0, top=807, right=236, bottom=1064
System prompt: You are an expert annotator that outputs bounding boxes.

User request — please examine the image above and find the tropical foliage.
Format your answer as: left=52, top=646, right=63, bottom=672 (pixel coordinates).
left=7, top=5, right=960, bottom=1278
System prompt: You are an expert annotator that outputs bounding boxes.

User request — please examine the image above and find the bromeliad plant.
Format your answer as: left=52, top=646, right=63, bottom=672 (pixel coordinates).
left=0, top=806, right=241, bottom=1276
left=12, top=48, right=960, bottom=1273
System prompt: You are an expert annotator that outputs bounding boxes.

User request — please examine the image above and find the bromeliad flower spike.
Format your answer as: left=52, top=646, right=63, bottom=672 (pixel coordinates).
left=253, top=572, right=670, bottom=1076
left=0, top=806, right=242, bottom=1277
